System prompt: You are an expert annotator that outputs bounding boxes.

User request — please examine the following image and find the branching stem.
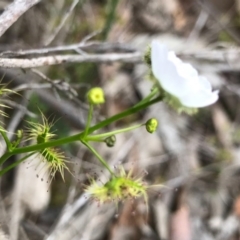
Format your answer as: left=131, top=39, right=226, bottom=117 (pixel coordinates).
left=0, top=96, right=162, bottom=165
left=86, top=123, right=144, bottom=141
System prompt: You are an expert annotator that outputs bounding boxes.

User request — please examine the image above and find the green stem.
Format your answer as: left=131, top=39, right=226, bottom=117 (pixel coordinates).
left=0, top=152, right=35, bottom=176
left=135, top=88, right=158, bottom=107
left=0, top=152, right=13, bottom=165
left=0, top=133, right=81, bottom=165
left=82, top=140, right=115, bottom=176
left=0, top=130, right=12, bottom=151
left=83, top=104, right=93, bottom=138
left=88, top=96, right=162, bottom=134
left=0, top=96, right=162, bottom=165
left=86, top=123, right=144, bottom=141
left=87, top=138, right=105, bottom=143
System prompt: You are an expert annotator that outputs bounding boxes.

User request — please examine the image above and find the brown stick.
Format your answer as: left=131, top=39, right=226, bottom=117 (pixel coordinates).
left=0, top=0, right=42, bottom=38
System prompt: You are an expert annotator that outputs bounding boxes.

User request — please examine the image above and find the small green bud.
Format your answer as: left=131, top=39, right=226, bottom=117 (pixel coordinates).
left=12, top=129, right=23, bottom=148
left=104, top=135, right=116, bottom=147
left=143, top=45, right=151, bottom=66
left=17, top=129, right=23, bottom=139
left=87, top=87, right=105, bottom=105
left=146, top=118, right=158, bottom=133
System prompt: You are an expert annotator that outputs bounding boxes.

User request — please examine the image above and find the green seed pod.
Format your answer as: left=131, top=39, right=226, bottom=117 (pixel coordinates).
left=17, top=129, right=23, bottom=140
left=104, top=135, right=116, bottom=147
left=145, top=118, right=158, bottom=133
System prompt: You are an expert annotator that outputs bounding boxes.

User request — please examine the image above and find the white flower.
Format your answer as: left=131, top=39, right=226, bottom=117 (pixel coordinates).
left=151, top=41, right=219, bottom=108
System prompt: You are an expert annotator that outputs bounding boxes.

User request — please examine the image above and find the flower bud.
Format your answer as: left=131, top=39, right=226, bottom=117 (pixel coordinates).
left=145, top=118, right=158, bottom=133
left=87, top=87, right=105, bottom=105
left=12, top=129, right=23, bottom=148
left=17, top=129, right=23, bottom=139
left=104, top=135, right=116, bottom=147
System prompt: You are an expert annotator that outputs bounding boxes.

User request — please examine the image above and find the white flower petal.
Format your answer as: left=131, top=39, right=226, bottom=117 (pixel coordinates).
left=198, top=76, right=212, bottom=91
left=180, top=90, right=219, bottom=108
left=168, top=52, right=198, bottom=80
left=151, top=40, right=219, bottom=108
left=151, top=41, right=192, bottom=97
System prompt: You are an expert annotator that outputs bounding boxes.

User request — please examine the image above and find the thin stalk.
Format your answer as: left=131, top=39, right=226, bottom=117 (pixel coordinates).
left=83, top=104, right=93, bottom=138
left=82, top=140, right=115, bottom=176
left=0, top=96, right=162, bottom=165
left=86, top=123, right=144, bottom=141
left=135, top=88, right=158, bottom=107
left=0, top=130, right=11, bottom=151
left=88, top=96, right=162, bottom=134
left=0, top=152, right=13, bottom=166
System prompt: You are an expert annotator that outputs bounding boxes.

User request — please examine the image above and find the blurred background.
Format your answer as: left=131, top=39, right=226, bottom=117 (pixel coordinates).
left=0, top=0, right=240, bottom=239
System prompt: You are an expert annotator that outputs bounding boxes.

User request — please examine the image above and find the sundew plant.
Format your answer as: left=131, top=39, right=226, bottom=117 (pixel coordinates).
left=0, top=41, right=219, bottom=210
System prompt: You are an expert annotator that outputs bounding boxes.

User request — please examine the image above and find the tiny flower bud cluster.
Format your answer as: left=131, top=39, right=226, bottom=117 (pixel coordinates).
left=86, top=167, right=147, bottom=203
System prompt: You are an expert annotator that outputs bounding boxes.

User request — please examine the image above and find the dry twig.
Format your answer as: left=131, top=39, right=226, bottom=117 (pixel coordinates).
left=0, top=52, right=142, bottom=68
left=0, top=41, right=135, bottom=57
left=0, top=50, right=239, bottom=71
left=31, top=69, right=78, bottom=99
left=0, top=68, right=87, bottom=129
left=0, top=0, right=42, bottom=38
